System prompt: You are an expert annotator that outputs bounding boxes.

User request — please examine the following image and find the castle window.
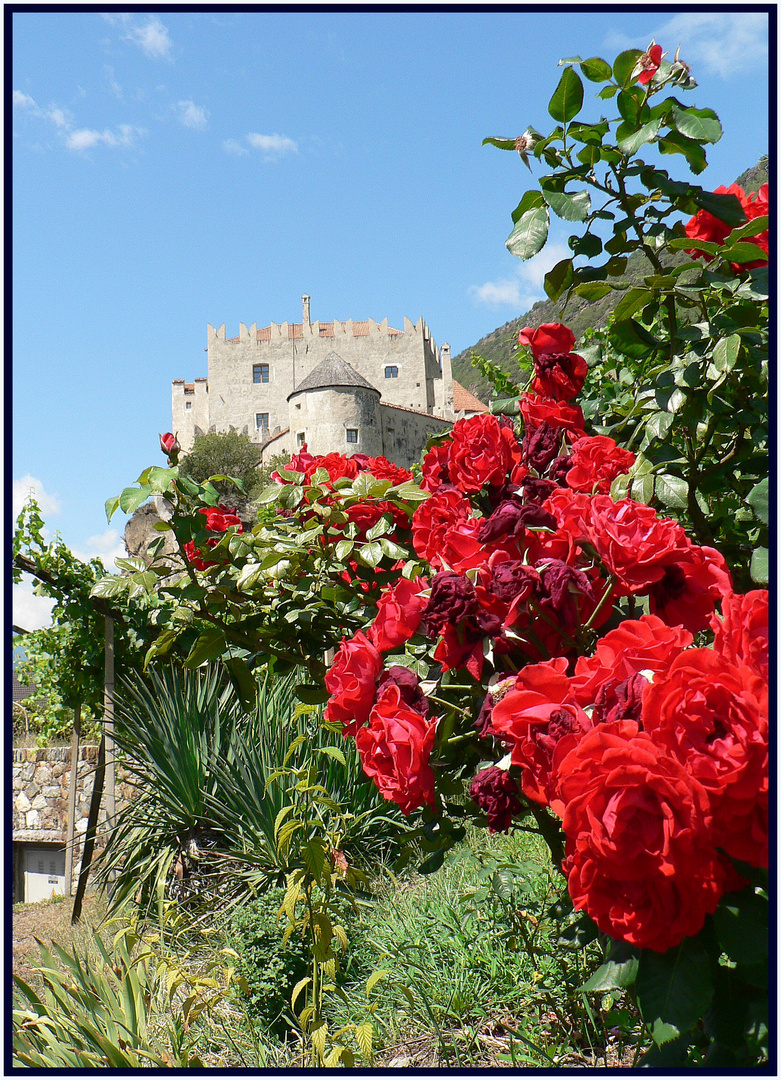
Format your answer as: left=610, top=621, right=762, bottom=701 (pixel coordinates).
left=185, top=402, right=192, bottom=410
left=296, top=431, right=306, bottom=446
left=256, top=412, right=269, bottom=433
left=385, top=365, right=398, bottom=379
left=253, top=363, right=269, bottom=384
left=346, top=428, right=358, bottom=444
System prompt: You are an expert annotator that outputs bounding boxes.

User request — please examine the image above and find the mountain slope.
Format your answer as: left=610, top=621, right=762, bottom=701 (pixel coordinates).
left=453, top=157, right=768, bottom=401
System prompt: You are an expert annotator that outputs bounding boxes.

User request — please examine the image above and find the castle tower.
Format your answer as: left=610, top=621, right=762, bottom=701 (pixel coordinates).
left=287, top=352, right=383, bottom=457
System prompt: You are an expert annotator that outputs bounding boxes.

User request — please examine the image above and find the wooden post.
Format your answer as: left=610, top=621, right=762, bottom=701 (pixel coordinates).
left=104, top=617, right=116, bottom=832
left=71, top=734, right=105, bottom=924
left=64, top=701, right=81, bottom=897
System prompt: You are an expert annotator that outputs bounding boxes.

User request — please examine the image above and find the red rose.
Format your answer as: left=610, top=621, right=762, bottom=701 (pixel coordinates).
left=566, top=436, right=635, bottom=495
left=578, top=496, right=691, bottom=595
left=355, top=683, right=437, bottom=816
left=520, top=393, right=586, bottom=438
left=634, top=42, right=663, bottom=84
left=711, top=589, right=769, bottom=680
left=159, top=432, right=180, bottom=459
left=183, top=505, right=243, bottom=570
left=420, top=442, right=452, bottom=492
left=274, top=444, right=317, bottom=481
left=368, top=576, right=428, bottom=651
left=518, top=324, right=588, bottom=402
left=324, top=631, right=382, bottom=735
left=447, top=414, right=519, bottom=493
left=357, top=456, right=413, bottom=485
left=685, top=184, right=768, bottom=271
left=343, top=499, right=409, bottom=540
left=570, top=614, right=692, bottom=708
left=490, top=657, right=592, bottom=807
left=648, top=544, right=732, bottom=633
left=557, top=719, right=725, bottom=952
left=412, top=488, right=472, bottom=564
left=642, top=648, right=769, bottom=867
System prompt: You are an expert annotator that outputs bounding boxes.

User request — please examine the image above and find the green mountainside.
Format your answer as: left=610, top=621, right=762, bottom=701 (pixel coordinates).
left=453, top=157, right=768, bottom=401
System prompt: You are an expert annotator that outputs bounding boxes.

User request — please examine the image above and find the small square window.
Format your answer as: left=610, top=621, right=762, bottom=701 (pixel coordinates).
left=256, top=412, right=269, bottom=432
left=385, top=365, right=398, bottom=379
left=185, top=402, right=192, bottom=410
left=253, top=363, right=270, bottom=384
left=296, top=431, right=306, bottom=446
left=346, top=428, right=358, bottom=444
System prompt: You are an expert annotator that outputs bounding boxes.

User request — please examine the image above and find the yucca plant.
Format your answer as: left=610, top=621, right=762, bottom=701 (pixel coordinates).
left=96, top=664, right=406, bottom=915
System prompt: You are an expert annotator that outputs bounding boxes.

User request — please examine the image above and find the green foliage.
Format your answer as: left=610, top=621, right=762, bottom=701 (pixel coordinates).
left=178, top=430, right=267, bottom=505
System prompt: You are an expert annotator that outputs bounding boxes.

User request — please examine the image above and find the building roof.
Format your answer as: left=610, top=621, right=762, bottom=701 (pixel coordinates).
left=452, top=380, right=489, bottom=414
left=228, top=320, right=403, bottom=343
left=288, top=353, right=380, bottom=399
left=12, top=673, right=37, bottom=704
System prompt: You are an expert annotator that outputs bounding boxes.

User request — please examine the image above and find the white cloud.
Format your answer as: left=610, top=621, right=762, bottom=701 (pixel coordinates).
left=176, top=100, right=208, bottom=129
left=223, top=138, right=249, bottom=156
left=246, top=132, right=298, bottom=160
left=13, top=475, right=61, bottom=524
left=66, top=124, right=144, bottom=151
left=470, top=242, right=572, bottom=310
left=73, top=529, right=127, bottom=571
left=126, top=16, right=172, bottom=60
left=605, top=11, right=768, bottom=78
left=13, top=90, right=39, bottom=111
left=47, top=107, right=69, bottom=129
left=105, top=65, right=123, bottom=100
left=13, top=580, right=56, bottom=633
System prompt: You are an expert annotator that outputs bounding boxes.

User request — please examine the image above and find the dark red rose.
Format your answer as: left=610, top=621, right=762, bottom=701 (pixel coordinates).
left=557, top=719, right=725, bottom=952
left=648, top=544, right=732, bottom=633
left=355, top=683, right=437, bottom=816
left=369, top=576, right=428, bottom=651
left=593, top=672, right=649, bottom=726
left=412, top=488, right=472, bottom=565
left=521, top=476, right=558, bottom=503
left=469, top=767, right=523, bottom=833
left=477, top=500, right=556, bottom=543
left=518, top=324, right=588, bottom=402
left=448, top=414, right=518, bottom=493
left=490, top=657, right=592, bottom=807
left=642, top=648, right=768, bottom=868
left=377, top=665, right=430, bottom=720
left=324, top=631, right=383, bottom=736
left=566, top=436, right=635, bottom=495
left=420, top=442, right=453, bottom=492
left=520, top=393, right=586, bottom=438
left=711, top=589, right=768, bottom=680
left=523, top=421, right=565, bottom=473
left=424, top=572, right=479, bottom=636
left=536, top=559, right=596, bottom=631
left=488, top=560, right=540, bottom=605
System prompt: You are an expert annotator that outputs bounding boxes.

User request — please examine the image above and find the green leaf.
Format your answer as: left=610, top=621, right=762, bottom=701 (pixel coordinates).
left=184, top=625, right=227, bottom=667
left=746, top=478, right=769, bottom=525
left=574, top=282, right=614, bottom=300
left=544, top=189, right=591, bottom=222
left=714, top=887, right=768, bottom=966
left=482, top=136, right=519, bottom=151
left=544, top=258, right=574, bottom=302
left=569, top=232, right=602, bottom=258
left=598, top=84, right=618, bottom=99
left=669, top=105, right=722, bottom=144
left=506, top=206, right=549, bottom=260
left=635, top=937, right=714, bottom=1047
left=118, top=485, right=153, bottom=514
left=548, top=66, right=584, bottom=123
left=355, top=541, right=383, bottom=568
left=668, top=236, right=721, bottom=256
left=691, top=189, right=747, bottom=227
left=612, top=49, right=642, bottom=88
left=105, top=495, right=121, bottom=522
left=580, top=56, right=612, bottom=82
left=654, top=474, right=688, bottom=509
left=617, top=117, right=661, bottom=155
left=511, top=190, right=545, bottom=224
left=581, top=945, right=639, bottom=991
left=712, top=334, right=741, bottom=373
left=617, top=87, right=645, bottom=125
left=658, top=131, right=707, bottom=174
left=750, top=547, right=768, bottom=585
left=613, top=287, right=653, bottom=321
left=297, top=683, right=330, bottom=704
left=720, top=241, right=768, bottom=265
left=608, top=318, right=658, bottom=359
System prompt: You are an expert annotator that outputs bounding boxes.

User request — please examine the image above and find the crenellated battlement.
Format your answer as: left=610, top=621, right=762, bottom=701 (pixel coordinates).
left=209, top=314, right=428, bottom=346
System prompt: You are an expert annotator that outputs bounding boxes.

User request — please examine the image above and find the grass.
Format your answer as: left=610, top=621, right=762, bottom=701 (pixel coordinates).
left=13, top=830, right=646, bottom=1069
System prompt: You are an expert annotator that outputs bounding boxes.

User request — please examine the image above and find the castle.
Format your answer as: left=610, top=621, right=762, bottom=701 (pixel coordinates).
left=172, top=296, right=486, bottom=469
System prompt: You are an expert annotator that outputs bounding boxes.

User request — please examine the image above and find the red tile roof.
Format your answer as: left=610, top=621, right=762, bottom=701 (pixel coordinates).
left=452, top=380, right=488, bottom=413
left=230, top=321, right=402, bottom=343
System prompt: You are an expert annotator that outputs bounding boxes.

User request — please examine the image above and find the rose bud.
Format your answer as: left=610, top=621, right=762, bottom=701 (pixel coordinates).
left=160, top=432, right=180, bottom=461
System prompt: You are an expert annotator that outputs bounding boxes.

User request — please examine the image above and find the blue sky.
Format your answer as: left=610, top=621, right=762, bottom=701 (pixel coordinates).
left=12, top=8, right=770, bottom=629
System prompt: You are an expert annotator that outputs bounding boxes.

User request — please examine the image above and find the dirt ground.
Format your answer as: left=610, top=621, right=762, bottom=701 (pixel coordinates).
left=12, top=892, right=108, bottom=989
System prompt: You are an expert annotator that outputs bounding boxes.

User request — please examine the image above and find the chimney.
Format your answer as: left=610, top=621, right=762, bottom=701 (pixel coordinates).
left=302, top=294, right=311, bottom=325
